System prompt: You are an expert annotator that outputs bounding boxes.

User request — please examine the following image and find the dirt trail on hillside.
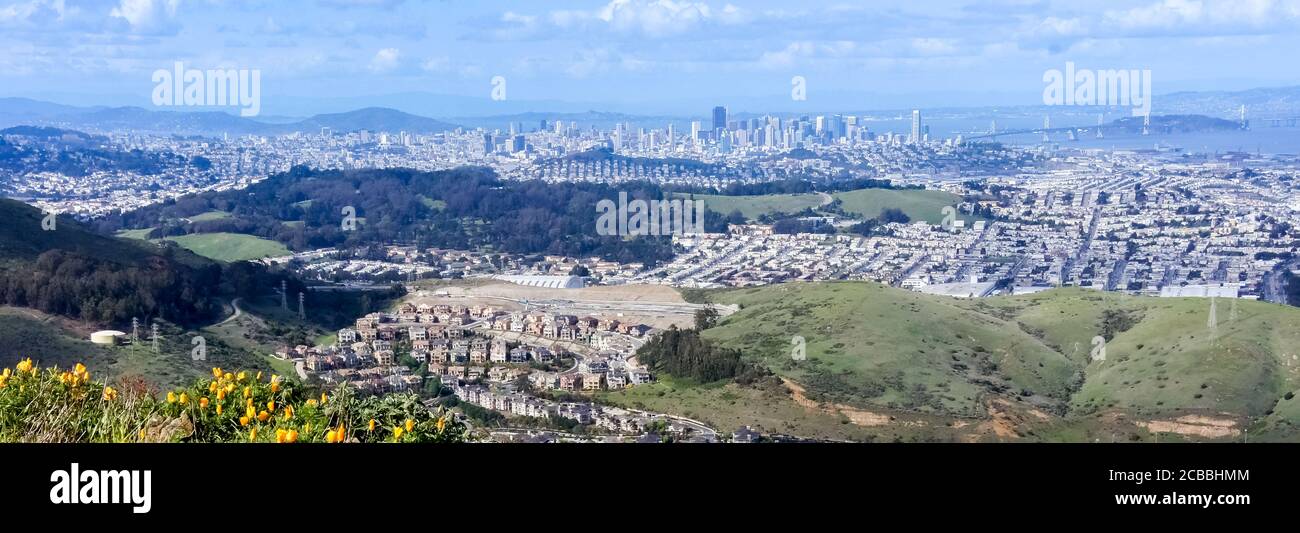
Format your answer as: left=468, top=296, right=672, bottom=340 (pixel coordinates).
left=1138, top=415, right=1240, bottom=439
left=781, top=378, right=905, bottom=427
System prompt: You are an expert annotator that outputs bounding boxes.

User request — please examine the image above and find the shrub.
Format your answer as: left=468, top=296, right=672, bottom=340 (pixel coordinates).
left=0, top=359, right=468, bottom=443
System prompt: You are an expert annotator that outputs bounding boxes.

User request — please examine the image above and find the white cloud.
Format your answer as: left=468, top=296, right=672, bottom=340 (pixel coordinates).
left=109, top=0, right=181, bottom=31
left=368, top=47, right=400, bottom=73
left=480, top=0, right=750, bottom=40
left=0, top=0, right=75, bottom=27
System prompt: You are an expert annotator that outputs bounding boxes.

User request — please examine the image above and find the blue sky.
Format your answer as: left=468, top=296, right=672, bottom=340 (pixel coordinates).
left=3, top=0, right=1300, bottom=116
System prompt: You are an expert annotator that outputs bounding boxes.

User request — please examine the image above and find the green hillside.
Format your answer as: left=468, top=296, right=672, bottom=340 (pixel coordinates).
left=700, top=282, right=1075, bottom=418
left=0, top=199, right=297, bottom=389
left=967, top=289, right=1300, bottom=437
left=166, top=232, right=290, bottom=262
left=681, top=192, right=825, bottom=220
left=0, top=198, right=158, bottom=265
left=832, top=188, right=969, bottom=224
left=624, top=282, right=1300, bottom=441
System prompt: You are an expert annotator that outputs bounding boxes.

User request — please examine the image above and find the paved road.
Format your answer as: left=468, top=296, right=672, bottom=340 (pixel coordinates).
left=215, top=297, right=244, bottom=326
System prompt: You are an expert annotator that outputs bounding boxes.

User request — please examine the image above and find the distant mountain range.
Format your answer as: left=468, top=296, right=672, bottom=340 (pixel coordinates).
left=2, top=85, right=1298, bottom=137
left=0, top=98, right=460, bottom=137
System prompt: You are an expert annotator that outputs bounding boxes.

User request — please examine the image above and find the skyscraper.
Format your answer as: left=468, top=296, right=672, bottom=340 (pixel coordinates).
left=911, top=109, right=921, bottom=145
left=712, top=106, right=728, bottom=132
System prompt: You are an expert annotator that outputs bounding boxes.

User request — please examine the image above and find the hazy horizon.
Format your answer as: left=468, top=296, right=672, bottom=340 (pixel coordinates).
left=3, top=0, right=1300, bottom=117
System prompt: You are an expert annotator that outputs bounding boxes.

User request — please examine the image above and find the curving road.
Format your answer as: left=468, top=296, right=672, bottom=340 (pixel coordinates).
left=215, top=297, right=244, bottom=326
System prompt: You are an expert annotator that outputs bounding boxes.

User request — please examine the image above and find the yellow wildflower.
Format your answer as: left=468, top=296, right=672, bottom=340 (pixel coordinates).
left=208, top=381, right=218, bottom=394
left=16, top=358, right=34, bottom=375
left=216, top=404, right=223, bottom=416
left=223, top=373, right=233, bottom=382
left=249, top=427, right=258, bottom=442
left=199, top=397, right=210, bottom=409
left=436, top=416, right=446, bottom=433
left=217, top=389, right=227, bottom=401
left=73, top=363, right=87, bottom=376
left=325, top=429, right=337, bottom=443
left=212, top=367, right=223, bottom=379
left=257, top=410, right=270, bottom=422
left=267, top=400, right=276, bottom=411
left=306, top=398, right=318, bottom=408
left=102, top=387, right=118, bottom=401
left=320, top=393, right=328, bottom=405
left=368, top=419, right=376, bottom=432
left=270, top=382, right=280, bottom=393
left=239, top=416, right=250, bottom=426
left=178, top=393, right=189, bottom=405
left=404, top=419, right=414, bottom=432
left=392, top=426, right=404, bottom=440
left=237, top=371, right=247, bottom=382
left=243, top=386, right=251, bottom=398
left=167, top=391, right=177, bottom=404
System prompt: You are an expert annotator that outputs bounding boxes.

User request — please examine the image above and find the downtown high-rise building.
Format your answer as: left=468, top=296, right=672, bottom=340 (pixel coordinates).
left=712, top=106, right=728, bottom=131
left=911, top=109, right=922, bottom=144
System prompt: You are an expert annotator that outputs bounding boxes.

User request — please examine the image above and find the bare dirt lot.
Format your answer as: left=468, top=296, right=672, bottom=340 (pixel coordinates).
left=406, top=280, right=726, bottom=330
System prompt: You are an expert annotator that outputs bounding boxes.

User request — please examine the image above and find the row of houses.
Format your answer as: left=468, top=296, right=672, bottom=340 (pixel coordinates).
left=453, top=383, right=662, bottom=434
left=526, top=368, right=653, bottom=391
left=316, top=366, right=423, bottom=396
left=485, top=312, right=654, bottom=341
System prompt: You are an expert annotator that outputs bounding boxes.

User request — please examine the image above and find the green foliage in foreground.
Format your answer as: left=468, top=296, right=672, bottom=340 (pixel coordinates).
left=0, top=359, right=467, bottom=443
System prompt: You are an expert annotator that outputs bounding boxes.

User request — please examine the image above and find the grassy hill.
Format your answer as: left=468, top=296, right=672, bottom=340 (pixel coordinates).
left=604, top=282, right=1300, bottom=442
left=165, top=232, right=290, bottom=262
left=700, top=282, right=1075, bottom=418
left=0, top=305, right=285, bottom=391
left=679, top=192, right=825, bottom=220
left=678, top=188, right=981, bottom=225
left=966, top=289, right=1300, bottom=438
left=187, top=210, right=231, bottom=222
left=832, top=188, right=970, bottom=224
